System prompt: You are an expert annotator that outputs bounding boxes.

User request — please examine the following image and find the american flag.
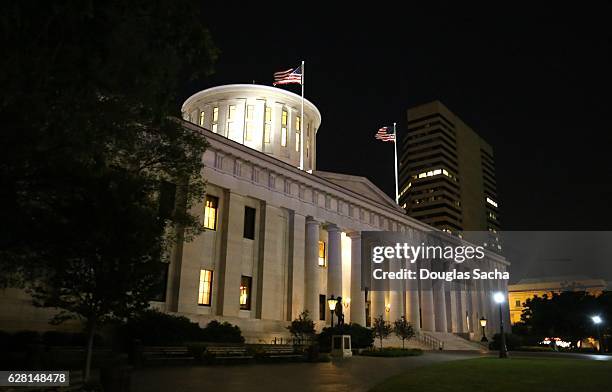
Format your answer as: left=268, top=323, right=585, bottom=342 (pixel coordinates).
left=375, top=126, right=395, bottom=142
left=273, top=65, right=303, bottom=86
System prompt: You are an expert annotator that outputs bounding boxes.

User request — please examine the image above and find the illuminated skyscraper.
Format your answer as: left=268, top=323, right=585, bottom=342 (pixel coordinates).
left=399, top=101, right=500, bottom=244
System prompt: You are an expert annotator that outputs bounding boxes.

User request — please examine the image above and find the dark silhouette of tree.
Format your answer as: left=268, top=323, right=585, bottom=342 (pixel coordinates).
left=393, top=316, right=415, bottom=349
left=287, top=311, right=316, bottom=343
left=521, top=291, right=599, bottom=347
left=373, top=315, right=392, bottom=350
left=0, top=0, right=217, bottom=381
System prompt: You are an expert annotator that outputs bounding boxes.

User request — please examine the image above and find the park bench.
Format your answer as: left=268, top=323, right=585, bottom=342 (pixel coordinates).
left=204, top=345, right=253, bottom=361
left=260, top=345, right=304, bottom=360
left=142, top=346, right=193, bottom=364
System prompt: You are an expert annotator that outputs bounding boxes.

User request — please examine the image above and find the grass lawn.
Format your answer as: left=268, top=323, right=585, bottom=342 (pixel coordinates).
left=370, top=357, right=612, bottom=392
left=361, top=348, right=423, bottom=357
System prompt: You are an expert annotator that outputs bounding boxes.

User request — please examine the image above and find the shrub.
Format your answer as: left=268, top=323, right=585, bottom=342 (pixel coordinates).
left=287, top=311, right=315, bottom=342
left=318, top=323, right=374, bottom=352
left=42, top=331, right=105, bottom=347
left=201, top=320, right=244, bottom=343
left=489, top=333, right=522, bottom=350
left=119, top=310, right=204, bottom=346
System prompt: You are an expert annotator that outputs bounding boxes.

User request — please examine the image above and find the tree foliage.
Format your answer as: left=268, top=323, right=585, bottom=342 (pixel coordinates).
left=520, top=291, right=601, bottom=346
left=393, top=316, right=415, bottom=349
left=0, top=0, right=218, bottom=379
left=287, top=311, right=316, bottom=342
left=373, top=315, right=392, bottom=349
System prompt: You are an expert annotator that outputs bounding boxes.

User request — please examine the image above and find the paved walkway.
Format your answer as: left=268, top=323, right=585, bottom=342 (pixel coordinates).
left=131, top=352, right=486, bottom=392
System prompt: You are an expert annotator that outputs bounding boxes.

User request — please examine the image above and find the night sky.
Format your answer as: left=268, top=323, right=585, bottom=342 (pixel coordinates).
left=188, top=3, right=612, bottom=232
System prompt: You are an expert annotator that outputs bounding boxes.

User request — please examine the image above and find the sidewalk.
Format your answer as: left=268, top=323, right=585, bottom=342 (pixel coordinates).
left=131, top=352, right=485, bottom=392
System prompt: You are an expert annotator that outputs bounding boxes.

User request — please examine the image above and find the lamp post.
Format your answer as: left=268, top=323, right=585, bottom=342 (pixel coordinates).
left=493, top=292, right=508, bottom=358
left=480, top=317, right=488, bottom=342
left=328, top=295, right=338, bottom=328
left=591, top=315, right=603, bottom=354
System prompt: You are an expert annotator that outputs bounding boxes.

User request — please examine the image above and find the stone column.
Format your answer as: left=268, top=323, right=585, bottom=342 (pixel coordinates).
left=419, top=260, right=435, bottom=331
left=433, top=280, right=448, bottom=332
left=304, top=217, right=320, bottom=318
left=289, top=213, right=306, bottom=320
left=406, top=280, right=420, bottom=331
left=326, top=223, right=342, bottom=324
left=449, top=280, right=460, bottom=333
left=348, top=232, right=365, bottom=326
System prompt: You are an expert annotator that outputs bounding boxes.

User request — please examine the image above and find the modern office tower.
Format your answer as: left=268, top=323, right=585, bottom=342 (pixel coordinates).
left=398, top=101, right=501, bottom=242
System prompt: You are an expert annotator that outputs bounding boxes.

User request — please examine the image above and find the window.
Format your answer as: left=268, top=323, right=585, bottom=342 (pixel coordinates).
left=319, top=294, right=326, bottom=320
left=264, top=106, right=272, bottom=143
left=295, top=131, right=300, bottom=152
left=240, top=276, right=252, bottom=310
left=281, top=109, right=288, bottom=147
left=296, top=116, right=301, bottom=131
left=515, top=300, right=521, bottom=307
left=212, top=107, right=219, bottom=133
left=318, top=241, right=326, bottom=266
left=226, top=105, right=236, bottom=133
left=245, top=105, right=254, bottom=141
left=243, top=206, right=256, bottom=240
left=204, top=195, right=219, bottom=230
left=306, top=123, right=310, bottom=158
left=198, top=269, right=213, bottom=306
left=199, top=111, right=205, bottom=126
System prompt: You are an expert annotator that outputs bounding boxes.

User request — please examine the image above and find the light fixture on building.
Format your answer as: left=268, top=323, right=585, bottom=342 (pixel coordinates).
left=385, top=303, right=391, bottom=313
left=479, top=317, right=488, bottom=342
left=493, top=292, right=508, bottom=358
left=328, top=295, right=338, bottom=328
left=343, top=297, right=351, bottom=309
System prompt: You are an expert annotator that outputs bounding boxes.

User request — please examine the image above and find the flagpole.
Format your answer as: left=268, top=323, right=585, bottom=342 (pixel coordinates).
left=393, top=122, right=399, bottom=204
left=300, top=60, right=305, bottom=171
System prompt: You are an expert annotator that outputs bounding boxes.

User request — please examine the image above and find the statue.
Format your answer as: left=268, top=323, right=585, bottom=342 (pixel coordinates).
left=335, top=296, right=345, bottom=327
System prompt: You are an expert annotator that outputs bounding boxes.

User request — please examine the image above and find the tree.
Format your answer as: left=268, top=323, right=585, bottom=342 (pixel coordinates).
left=287, top=311, right=316, bottom=343
left=521, top=291, right=598, bottom=347
left=373, top=315, right=392, bottom=350
left=393, top=316, right=415, bottom=349
left=0, top=1, right=217, bottom=381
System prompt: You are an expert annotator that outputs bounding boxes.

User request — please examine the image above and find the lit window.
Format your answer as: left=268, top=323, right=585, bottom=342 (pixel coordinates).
left=199, top=111, right=205, bottom=126
left=228, top=105, right=236, bottom=120
left=265, top=106, right=272, bottom=122
left=296, top=131, right=300, bottom=152
left=212, top=107, right=219, bottom=133
left=240, top=276, right=252, bottom=310
left=318, top=241, right=326, bottom=266
left=281, top=127, right=287, bottom=147
left=264, top=124, right=271, bottom=143
left=296, top=116, right=301, bottom=131
left=204, top=195, right=219, bottom=230
left=281, top=109, right=288, bottom=126
left=198, top=269, right=213, bottom=306
left=486, top=197, right=498, bottom=208
left=244, top=105, right=255, bottom=141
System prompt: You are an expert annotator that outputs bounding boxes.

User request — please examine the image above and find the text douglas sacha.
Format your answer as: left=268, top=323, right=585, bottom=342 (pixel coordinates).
left=372, top=268, right=509, bottom=281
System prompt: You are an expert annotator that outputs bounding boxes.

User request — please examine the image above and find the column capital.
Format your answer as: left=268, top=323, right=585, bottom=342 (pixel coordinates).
left=306, top=216, right=321, bottom=225
left=346, top=231, right=361, bottom=239
left=324, top=223, right=341, bottom=232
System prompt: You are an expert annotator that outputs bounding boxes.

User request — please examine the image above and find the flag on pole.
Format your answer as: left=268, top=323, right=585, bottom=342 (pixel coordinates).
left=273, top=65, right=303, bottom=86
left=375, top=126, right=395, bottom=142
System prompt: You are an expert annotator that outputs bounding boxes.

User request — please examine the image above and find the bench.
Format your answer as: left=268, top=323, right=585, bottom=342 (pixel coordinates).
left=142, top=346, right=194, bottom=364
left=260, top=345, right=303, bottom=360
left=205, top=346, right=253, bottom=361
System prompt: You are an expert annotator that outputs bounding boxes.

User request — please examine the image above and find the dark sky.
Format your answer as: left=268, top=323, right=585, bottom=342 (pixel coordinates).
left=188, top=3, right=612, bottom=231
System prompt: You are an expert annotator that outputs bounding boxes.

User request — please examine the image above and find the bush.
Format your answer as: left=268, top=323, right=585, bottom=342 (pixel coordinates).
left=318, top=323, right=374, bottom=352
left=118, top=310, right=244, bottom=346
left=361, top=348, right=423, bottom=357
left=201, top=320, right=244, bottom=343
left=489, top=333, right=522, bottom=351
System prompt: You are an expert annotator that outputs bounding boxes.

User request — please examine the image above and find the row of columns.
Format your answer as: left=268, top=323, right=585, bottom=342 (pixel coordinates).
left=303, top=216, right=508, bottom=338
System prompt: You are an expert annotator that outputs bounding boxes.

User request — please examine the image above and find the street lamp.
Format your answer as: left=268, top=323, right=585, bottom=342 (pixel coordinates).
left=480, top=317, right=488, bottom=342
left=493, top=292, right=508, bottom=358
left=591, top=315, right=603, bottom=354
left=328, top=295, right=338, bottom=328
